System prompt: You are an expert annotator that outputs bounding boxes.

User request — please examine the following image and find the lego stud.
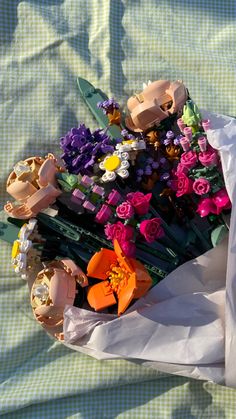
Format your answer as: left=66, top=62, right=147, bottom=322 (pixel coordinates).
left=183, top=127, right=192, bottom=141
left=202, top=119, right=211, bottom=131
left=180, top=137, right=190, bottom=152
left=198, top=137, right=207, bottom=152
left=177, top=118, right=186, bottom=134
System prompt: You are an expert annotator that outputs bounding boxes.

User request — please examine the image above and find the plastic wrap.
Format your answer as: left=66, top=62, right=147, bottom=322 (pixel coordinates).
left=61, top=111, right=236, bottom=386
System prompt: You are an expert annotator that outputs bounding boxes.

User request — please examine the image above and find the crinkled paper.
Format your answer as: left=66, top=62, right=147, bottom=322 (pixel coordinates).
left=62, top=111, right=236, bottom=387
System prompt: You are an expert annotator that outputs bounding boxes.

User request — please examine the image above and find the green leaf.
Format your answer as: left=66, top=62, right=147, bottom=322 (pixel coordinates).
left=211, top=224, right=228, bottom=247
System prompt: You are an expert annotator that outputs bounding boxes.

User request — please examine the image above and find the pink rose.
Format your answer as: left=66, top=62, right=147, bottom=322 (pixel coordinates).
left=176, top=163, right=189, bottom=175
left=196, top=198, right=218, bottom=217
left=174, top=173, right=193, bottom=197
left=198, top=149, right=218, bottom=167
left=212, top=188, right=231, bottom=211
left=120, top=240, right=136, bottom=258
left=139, top=218, right=164, bottom=243
left=180, top=150, right=198, bottom=170
left=116, top=201, right=134, bottom=219
left=95, top=204, right=112, bottom=224
left=126, top=192, right=152, bottom=216
left=193, top=178, right=211, bottom=195
left=104, top=221, right=134, bottom=242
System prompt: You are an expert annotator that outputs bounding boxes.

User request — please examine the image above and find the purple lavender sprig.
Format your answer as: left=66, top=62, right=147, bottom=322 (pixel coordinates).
left=97, top=98, right=120, bottom=115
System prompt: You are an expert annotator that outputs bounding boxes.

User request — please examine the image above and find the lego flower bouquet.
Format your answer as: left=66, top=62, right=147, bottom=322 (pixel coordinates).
left=1, top=78, right=235, bottom=385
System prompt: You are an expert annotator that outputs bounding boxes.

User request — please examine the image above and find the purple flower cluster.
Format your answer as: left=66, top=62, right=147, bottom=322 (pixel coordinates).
left=121, top=129, right=135, bottom=141
left=97, top=98, right=120, bottom=115
left=164, top=130, right=175, bottom=146
left=174, top=135, right=183, bottom=146
left=60, top=124, right=115, bottom=175
left=136, top=157, right=160, bottom=182
left=163, top=131, right=182, bottom=146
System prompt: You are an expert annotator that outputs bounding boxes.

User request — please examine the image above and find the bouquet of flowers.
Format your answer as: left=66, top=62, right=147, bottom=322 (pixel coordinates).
left=1, top=78, right=231, bottom=349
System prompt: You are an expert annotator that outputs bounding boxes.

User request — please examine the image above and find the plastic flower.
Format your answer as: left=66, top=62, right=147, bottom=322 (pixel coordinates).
left=193, top=178, right=211, bottom=195
left=104, top=222, right=134, bottom=242
left=212, top=188, right=231, bottom=211
left=176, top=163, right=189, bottom=175
left=11, top=219, right=39, bottom=278
left=12, top=239, right=31, bottom=274
left=97, top=98, right=120, bottom=115
left=121, top=129, right=135, bottom=141
left=95, top=204, right=113, bottom=224
left=174, top=135, right=183, bottom=146
left=174, top=173, right=194, bottom=197
left=99, top=151, right=130, bottom=182
left=18, top=219, right=38, bottom=241
left=60, top=124, right=115, bottom=175
left=198, top=148, right=218, bottom=167
left=180, top=150, right=198, bottom=170
left=139, top=218, right=164, bottom=243
left=196, top=198, right=219, bottom=217
left=163, top=131, right=175, bottom=146
left=97, top=98, right=121, bottom=125
left=126, top=192, right=152, bottom=216
left=116, top=201, right=134, bottom=220
left=106, top=189, right=122, bottom=206
left=197, top=189, right=231, bottom=217
left=166, top=130, right=175, bottom=140
left=181, top=100, right=202, bottom=127
left=164, top=138, right=171, bottom=146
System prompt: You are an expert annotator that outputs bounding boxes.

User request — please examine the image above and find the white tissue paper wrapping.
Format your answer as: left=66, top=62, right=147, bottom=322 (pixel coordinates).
left=63, top=111, right=236, bottom=387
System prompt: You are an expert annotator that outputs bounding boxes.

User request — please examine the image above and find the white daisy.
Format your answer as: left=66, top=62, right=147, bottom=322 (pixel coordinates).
left=99, top=151, right=130, bottom=183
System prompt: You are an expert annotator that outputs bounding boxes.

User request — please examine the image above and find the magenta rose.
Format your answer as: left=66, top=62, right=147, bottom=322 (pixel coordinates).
left=139, top=218, right=164, bottom=243
left=104, top=221, right=134, bottom=242
left=180, top=150, right=198, bottom=170
left=193, top=178, right=211, bottom=195
left=198, top=149, right=218, bottom=167
left=174, top=173, right=193, bottom=197
left=196, top=198, right=218, bottom=217
left=212, top=188, right=231, bottom=211
left=126, top=192, right=152, bottom=216
left=120, top=240, right=136, bottom=258
left=176, top=162, right=189, bottom=175
left=95, top=204, right=112, bottom=224
left=116, top=201, right=134, bottom=219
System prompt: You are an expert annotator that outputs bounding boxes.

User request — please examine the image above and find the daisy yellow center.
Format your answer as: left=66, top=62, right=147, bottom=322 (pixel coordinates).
left=122, top=140, right=133, bottom=144
left=12, top=240, right=20, bottom=259
left=104, top=155, right=121, bottom=171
